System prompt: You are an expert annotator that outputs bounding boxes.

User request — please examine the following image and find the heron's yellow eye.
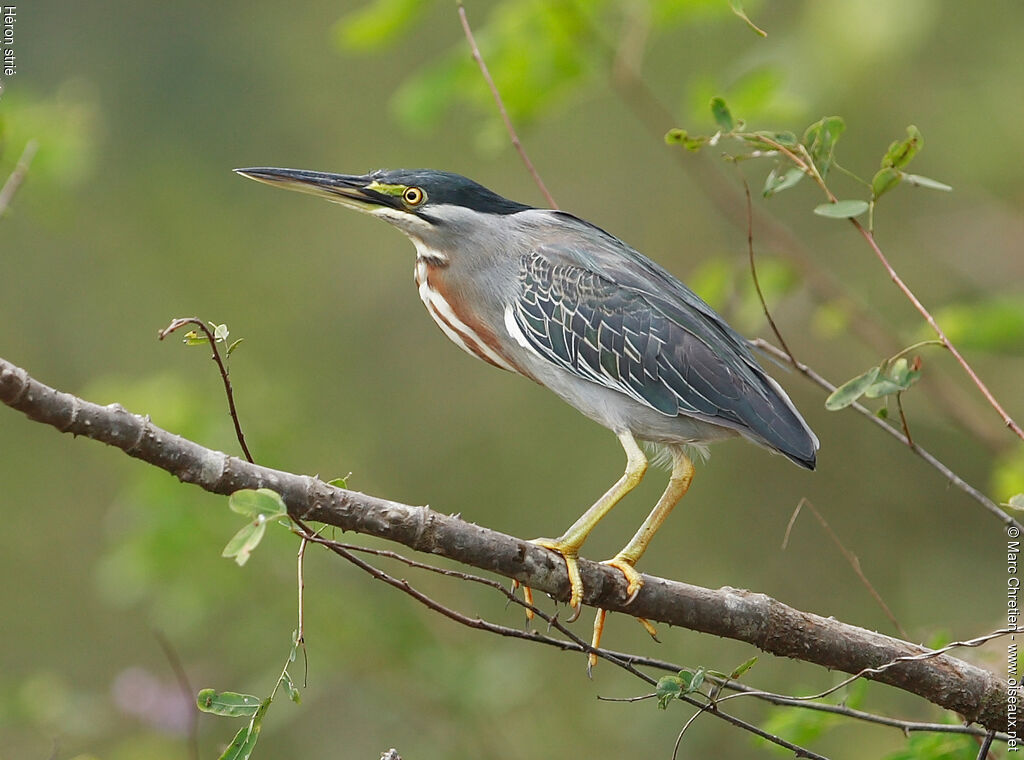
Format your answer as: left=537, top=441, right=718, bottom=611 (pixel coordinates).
left=403, top=187, right=425, bottom=206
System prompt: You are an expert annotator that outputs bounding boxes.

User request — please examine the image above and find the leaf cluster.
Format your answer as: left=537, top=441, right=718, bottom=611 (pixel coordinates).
left=666, top=100, right=951, bottom=224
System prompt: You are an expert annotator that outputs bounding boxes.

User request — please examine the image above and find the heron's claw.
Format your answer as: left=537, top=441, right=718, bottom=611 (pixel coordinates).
left=531, top=537, right=585, bottom=616
left=510, top=579, right=535, bottom=622
left=601, top=555, right=645, bottom=604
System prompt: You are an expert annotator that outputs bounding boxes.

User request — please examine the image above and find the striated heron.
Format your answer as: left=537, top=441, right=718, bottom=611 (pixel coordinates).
left=235, top=167, right=818, bottom=661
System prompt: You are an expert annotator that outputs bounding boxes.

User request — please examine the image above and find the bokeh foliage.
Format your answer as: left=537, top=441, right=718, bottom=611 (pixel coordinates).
left=1, top=1, right=1022, bottom=758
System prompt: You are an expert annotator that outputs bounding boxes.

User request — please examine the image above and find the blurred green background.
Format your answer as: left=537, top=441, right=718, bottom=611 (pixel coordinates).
left=1, top=1, right=1022, bottom=758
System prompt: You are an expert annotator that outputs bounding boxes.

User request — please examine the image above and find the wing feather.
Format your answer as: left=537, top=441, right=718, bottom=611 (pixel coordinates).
left=509, top=235, right=817, bottom=468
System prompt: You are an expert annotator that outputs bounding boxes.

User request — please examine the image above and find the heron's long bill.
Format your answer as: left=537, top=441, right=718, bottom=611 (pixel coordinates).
left=234, top=167, right=399, bottom=213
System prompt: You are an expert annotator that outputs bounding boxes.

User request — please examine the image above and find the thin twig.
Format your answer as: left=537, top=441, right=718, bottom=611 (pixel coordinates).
left=849, top=214, right=1023, bottom=441
left=154, top=630, right=200, bottom=760
left=715, top=628, right=1013, bottom=710
left=158, top=317, right=254, bottom=463
left=294, top=521, right=830, bottom=759
left=976, top=729, right=996, bottom=760
left=751, top=133, right=1023, bottom=443
left=895, top=393, right=915, bottom=448
left=0, top=139, right=39, bottom=216
left=751, top=338, right=1021, bottom=532
left=310, top=535, right=1005, bottom=743
left=586, top=6, right=1008, bottom=450
left=296, top=534, right=309, bottom=686
left=456, top=1, right=558, bottom=209
left=702, top=677, right=1007, bottom=742
left=741, top=175, right=795, bottom=361
left=783, top=498, right=908, bottom=639
left=673, top=703, right=714, bottom=760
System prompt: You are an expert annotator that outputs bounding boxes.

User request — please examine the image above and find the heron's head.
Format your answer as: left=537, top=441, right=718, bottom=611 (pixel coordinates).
left=235, top=167, right=534, bottom=260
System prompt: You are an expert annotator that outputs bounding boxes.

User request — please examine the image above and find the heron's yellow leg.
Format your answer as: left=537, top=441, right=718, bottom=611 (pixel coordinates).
left=532, top=431, right=648, bottom=614
left=587, top=611, right=660, bottom=670
left=590, top=451, right=695, bottom=660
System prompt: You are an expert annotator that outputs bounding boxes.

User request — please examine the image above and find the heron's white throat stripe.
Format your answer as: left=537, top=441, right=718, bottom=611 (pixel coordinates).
left=415, top=259, right=517, bottom=373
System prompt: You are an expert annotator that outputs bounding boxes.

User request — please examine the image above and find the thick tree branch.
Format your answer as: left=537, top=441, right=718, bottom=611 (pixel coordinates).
left=0, top=356, right=1009, bottom=733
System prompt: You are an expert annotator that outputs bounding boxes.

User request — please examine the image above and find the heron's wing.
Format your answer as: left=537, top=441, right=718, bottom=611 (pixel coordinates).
left=509, top=229, right=817, bottom=466
left=511, top=247, right=765, bottom=420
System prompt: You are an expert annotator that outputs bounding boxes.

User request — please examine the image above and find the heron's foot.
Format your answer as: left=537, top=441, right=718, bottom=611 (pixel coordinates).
left=600, top=555, right=645, bottom=605
left=588, top=609, right=659, bottom=673
left=588, top=609, right=607, bottom=673
left=636, top=616, right=659, bottom=641
left=510, top=579, right=535, bottom=622
left=530, top=537, right=584, bottom=620
left=586, top=558, right=655, bottom=674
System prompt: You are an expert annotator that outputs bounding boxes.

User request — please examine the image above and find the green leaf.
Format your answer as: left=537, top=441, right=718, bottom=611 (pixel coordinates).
left=888, top=357, right=916, bottom=387
left=222, top=520, right=267, bottom=567
left=871, top=167, right=902, bottom=200
left=813, top=200, right=869, bottom=219
left=763, top=166, right=804, bottom=197
left=326, top=477, right=348, bottom=489
left=678, top=667, right=705, bottom=694
left=218, top=700, right=269, bottom=760
left=902, top=173, right=952, bottom=192
left=213, top=323, right=229, bottom=343
left=283, top=671, right=301, bottom=704
left=882, top=125, right=923, bottom=170
left=229, top=489, right=287, bottom=520
left=728, top=656, right=758, bottom=680
left=825, top=367, right=880, bottom=410
left=710, top=97, right=734, bottom=132
left=227, top=338, right=245, bottom=357
left=196, top=689, right=262, bottom=718
left=728, top=0, right=767, bottom=37
left=334, top=0, right=425, bottom=52
left=183, top=330, right=209, bottom=346
left=665, top=128, right=708, bottom=151
left=766, top=131, right=799, bottom=147
left=802, top=116, right=845, bottom=176
left=655, top=676, right=683, bottom=709
left=218, top=723, right=259, bottom=760
left=1007, top=494, right=1024, bottom=512
left=863, top=379, right=904, bottom=398
left=863, top=357, right=921, bottom=399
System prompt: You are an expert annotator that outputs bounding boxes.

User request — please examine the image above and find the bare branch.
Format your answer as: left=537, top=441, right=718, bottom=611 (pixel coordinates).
left=741, top=175, right=796, bottom=362
left=784, top=498, right=907, bottom=639
left=158, top=318, right=254, bottom=463
left=976, top=729, right=996, bottom=760
left=0, top=139, right=38, bottom=217
left=0, top=356, right=1010, bottom=732
left=456, top=2, right=558, bottom=209
left=847, top=214, right=1023, bottom=441
left=317, top=539, right=1006, bottom=742
left=751, top=133, right=1022, bottom=444
left=589, top=16, right=1007, bottom=450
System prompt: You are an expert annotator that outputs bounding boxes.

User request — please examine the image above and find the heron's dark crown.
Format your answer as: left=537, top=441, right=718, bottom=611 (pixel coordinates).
left=371, top=169, right=534, bottom=216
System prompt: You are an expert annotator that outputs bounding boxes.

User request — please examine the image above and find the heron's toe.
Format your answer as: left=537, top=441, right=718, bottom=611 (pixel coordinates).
left=601, top=555, right=645, bottom=604
left=531, top=537, right=585, bottom=616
